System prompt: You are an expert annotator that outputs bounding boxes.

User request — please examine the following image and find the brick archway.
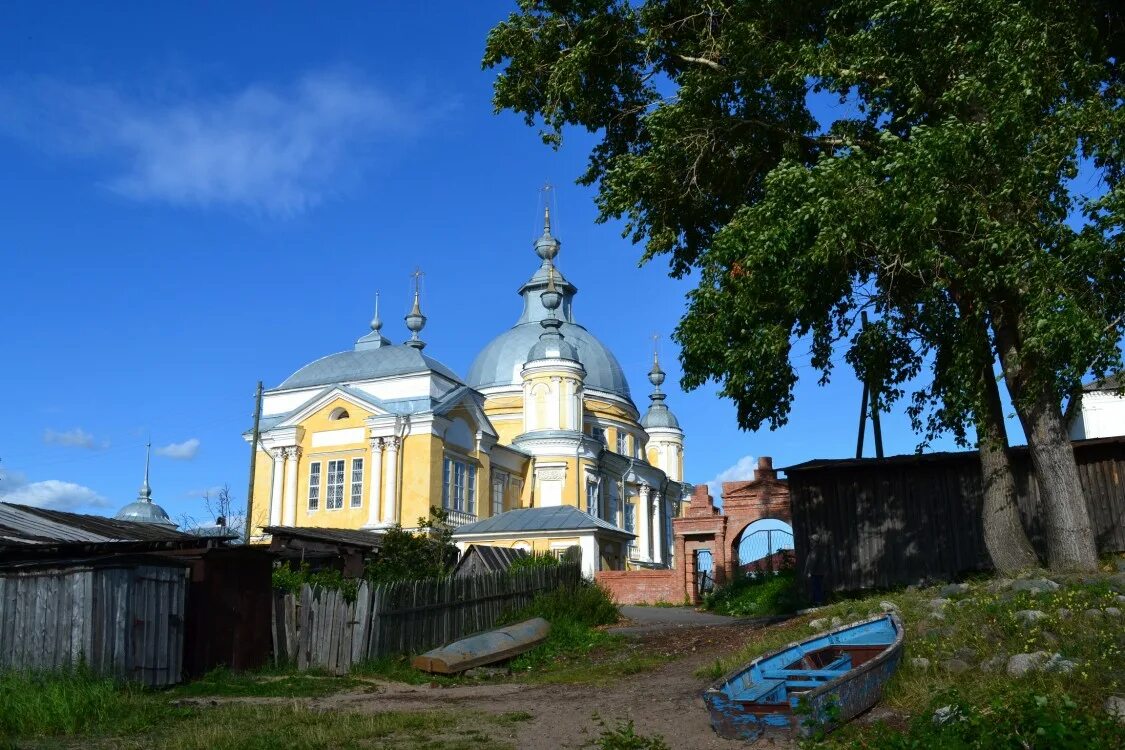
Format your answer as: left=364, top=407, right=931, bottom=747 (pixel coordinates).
left=596, top=457, right=792, bottom=605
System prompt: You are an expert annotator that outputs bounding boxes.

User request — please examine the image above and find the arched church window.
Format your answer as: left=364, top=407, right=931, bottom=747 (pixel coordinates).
left=328, top=407, right=350, bottom=421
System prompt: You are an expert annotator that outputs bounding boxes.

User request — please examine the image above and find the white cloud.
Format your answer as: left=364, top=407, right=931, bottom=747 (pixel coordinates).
left=705, top=454, right=758, bottom=499
left=0, top=471, right=109, bottom=511
left=43, top=427, right=109, bottom=450
left=155, top=438, right=200, bottom=460
left=0, top=70, right=433, bottom=216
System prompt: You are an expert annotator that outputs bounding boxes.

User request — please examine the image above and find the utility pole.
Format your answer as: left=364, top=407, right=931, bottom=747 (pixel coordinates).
left=244, top=381, right=263, bottom=544
left=855, top=312, right=885, bottom=459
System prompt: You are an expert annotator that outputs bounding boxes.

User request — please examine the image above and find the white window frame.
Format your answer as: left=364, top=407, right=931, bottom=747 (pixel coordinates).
left=442, top=454, right=478, bottom=514
left=326, top=459, right=345, bottom=510
left=307, top=462, right=321, bottom=511
left=349, top=457, right=364, bottom=508
left=616, top=431, right=628, bottom=455
left=586, top=481, right=600, bottom=518
left=491, top=471, right=507, bottom=517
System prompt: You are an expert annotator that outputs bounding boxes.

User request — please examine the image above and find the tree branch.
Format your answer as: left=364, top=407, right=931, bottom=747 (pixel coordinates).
left=678, top=54, right=723, bottom=71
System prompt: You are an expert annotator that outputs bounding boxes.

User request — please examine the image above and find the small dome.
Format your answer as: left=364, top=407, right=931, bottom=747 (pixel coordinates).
left=115, top=500, right=176, bottom=527
left=641, top=403, right=681, bottom=430
left=527, top=333, right=580, bottom=363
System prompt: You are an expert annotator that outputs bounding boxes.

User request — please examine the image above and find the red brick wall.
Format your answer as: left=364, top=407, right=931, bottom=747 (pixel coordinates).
left=595, top=569, right=686, bottom=605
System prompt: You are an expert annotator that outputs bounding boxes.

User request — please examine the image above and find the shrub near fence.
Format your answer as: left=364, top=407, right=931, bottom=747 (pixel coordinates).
left=272, top=561, right=581, bottom=674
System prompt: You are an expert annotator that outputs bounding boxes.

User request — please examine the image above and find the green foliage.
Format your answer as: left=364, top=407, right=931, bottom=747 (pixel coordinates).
left=484, top=0, right=1125, bottom=450
left=365, top=507, right=458, bottom=584
left=508, top=551, right=562, bottom=571
left=0, top=668, right=186, bottom=737
left=585, top=718, right=671, bottom=750
left=701, top=570, right=804, bottom=617
left=505, top=580, right=620, bottom=628
left=841, top=690, right=1125, bottom=749
left=271, top=563, right=359, bottom=602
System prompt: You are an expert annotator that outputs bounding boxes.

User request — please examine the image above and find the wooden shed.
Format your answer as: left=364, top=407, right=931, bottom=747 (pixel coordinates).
left=0, top=554, right=190, bottom=686
left=452, top=544, right=528, bottom=578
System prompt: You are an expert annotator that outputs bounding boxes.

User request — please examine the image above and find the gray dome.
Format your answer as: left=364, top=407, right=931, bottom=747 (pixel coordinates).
left=641, top=403, right=681, bottom=430
left=469, top=321, right=632, bottom=400
left=279, top=344, right=463, bottom=390
left=115, top=500, right=176, bottom=527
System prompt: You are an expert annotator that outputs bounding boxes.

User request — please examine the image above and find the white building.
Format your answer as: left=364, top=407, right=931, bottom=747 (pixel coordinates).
left=1068, top=375, right=1125, bottom=440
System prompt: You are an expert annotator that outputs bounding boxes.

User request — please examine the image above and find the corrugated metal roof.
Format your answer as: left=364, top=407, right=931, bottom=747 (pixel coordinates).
left=452, top=506, right=634, bottom=537
left=0, top=503, right=198, bottom=549
left=263, top=525, right=384, bottom=550
left=452, top=544, right=528, bottom=575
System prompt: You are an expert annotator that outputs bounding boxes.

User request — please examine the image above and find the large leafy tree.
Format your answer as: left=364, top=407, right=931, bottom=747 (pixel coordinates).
left=485, top=0, right=1125, bottom=572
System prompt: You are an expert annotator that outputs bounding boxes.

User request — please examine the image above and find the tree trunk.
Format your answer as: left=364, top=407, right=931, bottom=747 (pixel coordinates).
left=992, top=317, right=1099, bottom=572
left=976, top=358, right=1038, bottom=573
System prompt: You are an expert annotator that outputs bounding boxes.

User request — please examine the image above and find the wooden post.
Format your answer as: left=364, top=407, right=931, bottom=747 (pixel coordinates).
left=244, top=381, right=264, bottom=543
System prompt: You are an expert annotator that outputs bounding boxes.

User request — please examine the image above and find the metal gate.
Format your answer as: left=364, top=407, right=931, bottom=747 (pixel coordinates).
left=738, top=529, right=795, bottom=576
left=694, top=549, right=714, bottom=595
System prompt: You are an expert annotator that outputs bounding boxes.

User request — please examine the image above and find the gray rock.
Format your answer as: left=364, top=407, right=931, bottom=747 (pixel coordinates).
left=986, top=578, right=1014, bottom=593
left=942, top=658, right=971, bottom=674
left=930, top=598, right=953, bottom=609
left=1007, top=651, right=1051, bottom=677
left=809, top=618, right=829, bottom=630
left=1084, top=608, right=1103, bottom=619
left=979, top=655, right=1007, bottom=673
left=1043, top=653, right=1076, bottom=674
left=1117, top=560, right=1125, bottom=573
left=1106, top=696, right=1125, bottom=724
left=1106, top=607, right=1122, bottom=617
left=930, top=611, right=947, bottom=621
left=879, top=600, right=898, bottom=612
left=830, top=616, right=843, bottom=627
left=953, top=647, right=976, bottom=663
left=1015, top=609, right=1047, bottom=625
left=1116, top=595, right=1125, bottom=604
left=1056, top=608, right=1072, bottom=620
left=1012, top=578, right=1060, bottom=595
left=939, top=583, right=971, bottom=598
left=910, top=657, right=931, bottom=670
left=1107, top=573, right=1125, bottom=592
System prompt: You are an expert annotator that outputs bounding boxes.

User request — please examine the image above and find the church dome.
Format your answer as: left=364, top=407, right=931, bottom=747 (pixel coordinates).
left=279, top=345, right=462, bottom=390
left=467, top=212, right=634, bottom=403
left=641, top=403, right=680, bottom=429
left=115, top=499, right=176, bottom=527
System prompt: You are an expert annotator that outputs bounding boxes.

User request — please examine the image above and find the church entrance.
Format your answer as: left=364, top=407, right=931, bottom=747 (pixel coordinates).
left=694, top=549, right=714, bottom=596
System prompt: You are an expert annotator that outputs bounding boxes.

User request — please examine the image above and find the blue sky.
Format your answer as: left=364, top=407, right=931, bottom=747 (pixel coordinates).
left=0, top=2, right=1026, bottom=523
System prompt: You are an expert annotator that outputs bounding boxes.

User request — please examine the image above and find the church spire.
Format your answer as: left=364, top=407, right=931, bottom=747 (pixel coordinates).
left=648, top=334, right=666, bottom=403
left=534, top=190, right=560, bottom=263
left=138, top=441, right=152, bottom=503
left=370, top=292, right=383, bottom=333
left=404, top=268, right=427, bottom=349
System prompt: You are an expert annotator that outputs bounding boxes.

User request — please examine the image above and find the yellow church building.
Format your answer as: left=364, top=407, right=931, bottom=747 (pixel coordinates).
left=245, top=208, right=686, bottom=576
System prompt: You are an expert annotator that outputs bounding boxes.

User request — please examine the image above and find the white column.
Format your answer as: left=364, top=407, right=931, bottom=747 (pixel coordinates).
left=365, top=437, right=384, bottom=527
left=268, top=447, right=285, bottom=527
left=522, top=381, right=533, bottom=432
left=549, top=376, right=561, bottom=428
left=652, top=491, right=664, bottom=565
left=636, top=484, right=651, bottom=562
left=383, top=436, right=400, bottom=525
left=282, top=446, right=300, bottom=526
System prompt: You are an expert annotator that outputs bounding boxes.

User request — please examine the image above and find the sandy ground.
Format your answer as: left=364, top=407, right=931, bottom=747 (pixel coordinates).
left=317, top=614, right=799, bottom=749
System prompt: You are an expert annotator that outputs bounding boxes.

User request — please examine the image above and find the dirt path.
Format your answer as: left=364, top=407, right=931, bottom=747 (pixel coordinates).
left=312, top=617, right=797, bottom=749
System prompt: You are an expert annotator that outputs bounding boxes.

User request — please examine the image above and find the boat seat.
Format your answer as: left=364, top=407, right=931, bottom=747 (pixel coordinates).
left=837, top=633, right=892, bottom=646
left=762, top=668, right=846, bottom=680
left=784, top=680, right=826, bottom=689
left=734, top=678, right=786, bottom=703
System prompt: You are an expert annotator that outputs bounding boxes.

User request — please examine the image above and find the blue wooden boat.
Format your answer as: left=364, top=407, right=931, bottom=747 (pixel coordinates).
left=704, top=613, right=904, bottom=741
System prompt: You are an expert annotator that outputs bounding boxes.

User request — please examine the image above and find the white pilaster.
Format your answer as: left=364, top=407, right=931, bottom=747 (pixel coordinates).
left=652, top=491, right=664, bottom=565
left=549, top=376, right=561, bottom=428
left=636, top=484, right=651, bottom=562
left=365, top=437, right=384, bottom=527
left=269, top=447, right=285, bottom=527
left=522, top=381, right=533, bottom=432
left=282, top=446, right=300, bottom=526
left=383, top=436, right=400, bottom=525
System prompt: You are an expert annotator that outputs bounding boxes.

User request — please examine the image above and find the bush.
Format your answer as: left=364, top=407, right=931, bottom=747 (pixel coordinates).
left=271, top=563, right=359, bottom=602
left=508, top=551, right=563, bottom=571
left=585, top=718, right=670, bottom=750
left=702, top=570, right=803, bottom=617
left=508, top=580, right=619, bottom=628
left=849, top=690, right=1125, bottom=749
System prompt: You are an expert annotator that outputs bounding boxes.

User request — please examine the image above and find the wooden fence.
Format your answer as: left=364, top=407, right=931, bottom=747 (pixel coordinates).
left=0, top=556, right=189, bottom=686
left=786, top=437, right=1125, bottom=593
left=272, top=562, right=580, bottom=674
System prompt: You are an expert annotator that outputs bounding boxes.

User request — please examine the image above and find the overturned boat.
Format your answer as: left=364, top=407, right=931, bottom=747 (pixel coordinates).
left=411, top=617, right=551, bottom=674
left=704, top=613, right=904, bottom=741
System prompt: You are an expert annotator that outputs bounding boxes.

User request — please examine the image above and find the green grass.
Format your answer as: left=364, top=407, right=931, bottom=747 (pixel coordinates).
left=167, top=666, right=371, bottom=698
left=695, top=570, right=1125, bottom=747
left=700, top=569, right=803, bottom=617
